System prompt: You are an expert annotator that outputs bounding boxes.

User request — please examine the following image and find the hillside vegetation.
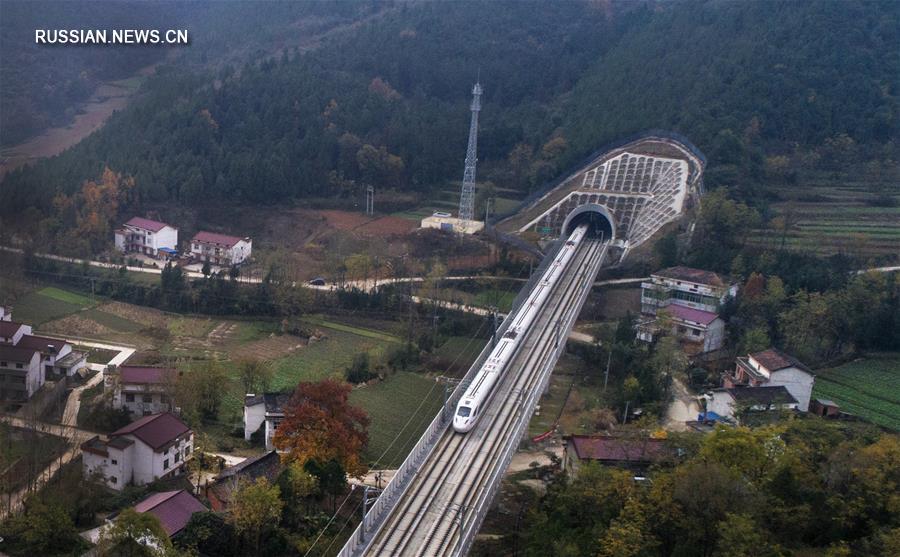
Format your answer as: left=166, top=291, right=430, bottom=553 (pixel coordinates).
left=1, top=0, right=897, bottom=249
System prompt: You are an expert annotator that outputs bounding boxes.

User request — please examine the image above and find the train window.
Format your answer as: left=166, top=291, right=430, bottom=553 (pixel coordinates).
left=457, top=406, right=471, bottom=417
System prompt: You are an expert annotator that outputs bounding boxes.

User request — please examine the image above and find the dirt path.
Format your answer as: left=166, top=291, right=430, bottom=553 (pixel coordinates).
left=0, top=416, right=101, bottom=519
left=0, top=64, right=155, bottom=178
left=664, top=376, right=700, bottom=431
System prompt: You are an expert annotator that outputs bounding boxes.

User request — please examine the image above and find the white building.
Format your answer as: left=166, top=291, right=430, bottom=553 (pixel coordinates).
left=725, top=348, right=815, bottom=412
left=637, top=304, right=727, bottom=355
left=0, top=344, right=42, bottom=402
left=0, top=321, right=87, bottom=402
left=106, top=365, right=176, bottom=418
left=190, top=231, right=252, bottom=267
left=14, top=334, right=87, bottom=378
left=81, top=412, right=193, bottom=490
left=244, top=393, right=289, bottom=451
left=640, top=266, right=738, bottom=315
left=707, top=386, right=799, bottom=420
left=0, top=307, right=11, bottom=321
left=115, top=217, right=178, bottom=259
left=636, top=266, right=738, bottom=355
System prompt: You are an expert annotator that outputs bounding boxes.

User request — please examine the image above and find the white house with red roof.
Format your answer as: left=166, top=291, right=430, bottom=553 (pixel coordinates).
left=115, top=217, right=178, bottom=259
left=81, top=412, right=194, bottom=490
left=725, top=348, right=815, bottom=411
left=190, top=231, right=252, bottom=267
left=106, top=365, right=177, bottom=418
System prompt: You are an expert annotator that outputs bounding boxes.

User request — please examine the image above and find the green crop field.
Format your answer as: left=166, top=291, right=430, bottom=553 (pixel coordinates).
left=13, top=287, right=94, bottom=324
left=474, top=289, right=517, bottom=312
left=813, top=353, right=900, bottom=431
left=83, top=308, right=143, bottom=332
left=303, top=316, right=402, bottom=343
left=38, top=286, right=94, bottom=306
left=351, top=371, right=445, bottom=467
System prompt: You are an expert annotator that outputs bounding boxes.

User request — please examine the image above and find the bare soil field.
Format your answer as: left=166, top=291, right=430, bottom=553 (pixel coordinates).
left=98, top=301, right=168, bottom=329
left=229, top=334, right=306, bottom=361
left=41, top=313, right=115, bottom=338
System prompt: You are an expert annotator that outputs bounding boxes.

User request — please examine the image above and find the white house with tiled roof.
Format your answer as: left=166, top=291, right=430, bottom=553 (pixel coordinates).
left=115, top=217, right=178, bottom=259
left=725, top=348, right=815, bottom=412
left=191, top=231, right=252, bottom=267
left=106, top=365, right=177, bottom=418
left=82, top=412, right=193, bottom=490
left=0, top=321, right=86, bottom=402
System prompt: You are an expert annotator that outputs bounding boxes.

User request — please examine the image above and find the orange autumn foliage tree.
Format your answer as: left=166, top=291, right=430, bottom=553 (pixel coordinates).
left=273, top=379, right=370, bottom=477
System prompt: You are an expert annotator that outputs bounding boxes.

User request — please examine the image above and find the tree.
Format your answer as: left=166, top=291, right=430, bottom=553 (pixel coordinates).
left=228, top=477, right=283, bottom=557
left=273, top=379, right=369, bottom=477
left=597, top=498, right=658, bottom=557
left=0, top=501, right=88, bottom=556
left=96, top=508, right=173, bottom=557
left=714, top=513, right=782, bottom=557
left=177, top=511, right=238, bottom=557
left=237, top=358, right=273, bottom=395
left=178, top=360, right=229, bottom=423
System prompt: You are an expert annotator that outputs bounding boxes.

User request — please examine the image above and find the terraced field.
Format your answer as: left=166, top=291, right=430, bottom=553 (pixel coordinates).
left=813, top=353, right=900, bottom=431
left=753, top=180, right=900, bottom=258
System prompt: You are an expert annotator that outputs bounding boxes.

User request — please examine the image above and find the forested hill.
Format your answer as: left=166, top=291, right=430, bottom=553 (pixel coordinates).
left=1, top=0, right=897, bottom=216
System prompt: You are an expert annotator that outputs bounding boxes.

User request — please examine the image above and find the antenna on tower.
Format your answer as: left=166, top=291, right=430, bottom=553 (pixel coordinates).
left=458, top=79, right=482, bottom=224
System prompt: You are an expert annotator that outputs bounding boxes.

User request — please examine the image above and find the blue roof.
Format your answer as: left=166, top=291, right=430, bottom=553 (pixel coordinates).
left=158, top=247, right=178, bottom=254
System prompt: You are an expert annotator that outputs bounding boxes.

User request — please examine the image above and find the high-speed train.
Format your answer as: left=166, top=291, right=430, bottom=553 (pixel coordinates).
left=453, top=224, right=589, bottom=433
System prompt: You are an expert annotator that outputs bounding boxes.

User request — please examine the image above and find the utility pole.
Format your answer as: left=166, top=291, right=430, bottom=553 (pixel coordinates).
left=603, top=347, right=612, bottom=391
left=623, top=400, right=630, bottom=425
left=366, top=185, right=374, bottom=216
left=484, top=196, right=492, bottom=224
left=458, top=81, right=482, bottom=224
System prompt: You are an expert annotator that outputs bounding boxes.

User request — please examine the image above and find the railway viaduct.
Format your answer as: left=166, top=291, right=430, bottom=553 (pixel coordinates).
left=339, top=133, right=706, bottom=556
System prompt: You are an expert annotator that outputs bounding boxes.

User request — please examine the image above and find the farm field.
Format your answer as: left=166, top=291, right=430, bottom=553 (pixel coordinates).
left=813, top=353, right=900, bottom=431
left=752, top=179, right=900, bottom=259
left=350, top=371, right=445, bottom=467
left=12, top=286, right=95, bottom=325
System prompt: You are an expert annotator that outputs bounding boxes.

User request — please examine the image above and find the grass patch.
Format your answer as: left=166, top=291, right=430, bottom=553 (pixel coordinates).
left=38, top=286, right=95, bottom=306
left=473, top=289, right=516, bottom=312
left=350, top=372, right=445, bottom=468
left=431, top=336, right=487, bottom=374
left=813, top=353, right=900, bottom=431
left=12, top=291, right=87, bottom=325
left=83, top=308, right=143, bottom=332
left=304, top=316, right=402, bottom=343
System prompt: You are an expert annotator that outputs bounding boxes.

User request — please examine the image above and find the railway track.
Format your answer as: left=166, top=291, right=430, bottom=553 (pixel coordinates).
left=363, top=238, right=607, bottom=556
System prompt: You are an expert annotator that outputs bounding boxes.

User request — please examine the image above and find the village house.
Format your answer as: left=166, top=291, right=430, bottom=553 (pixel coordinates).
left=206, top=450, right=280, bottom=511
left=707, top=385, right=799, bottom=420
left=115, top=217, right=179, bottom=259
left=244, top=392, right=289, bottom=451
left=0, top=321, right=87, bottom=403
left=105, top=365, right=177, bottom=418
left=563, top=435, right=670, bottom=476
left=0, top=306, right=11, bottom=321
left=81, top=412, right=193, bottom=490
left=725, top=348, right=815, bottom=411
left=190, top=231, right=252, bottom=267
left=636, top=266, right=738, bottom=354
left=132, top=490, right=207, bottom=538
left=0, top=344, right=42, bottom=403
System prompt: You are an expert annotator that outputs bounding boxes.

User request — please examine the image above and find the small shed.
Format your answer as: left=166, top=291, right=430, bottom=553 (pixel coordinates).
left=809, top=398, right=840, bottom=418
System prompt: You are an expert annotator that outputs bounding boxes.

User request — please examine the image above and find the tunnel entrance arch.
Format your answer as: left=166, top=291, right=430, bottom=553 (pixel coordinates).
left=561, top=203, right=616, bottom=241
